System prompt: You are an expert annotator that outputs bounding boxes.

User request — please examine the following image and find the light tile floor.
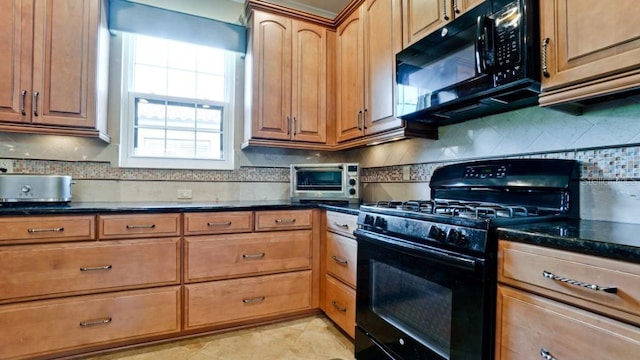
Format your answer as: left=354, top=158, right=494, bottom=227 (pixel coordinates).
left=82, top=315, right=355, bottom=360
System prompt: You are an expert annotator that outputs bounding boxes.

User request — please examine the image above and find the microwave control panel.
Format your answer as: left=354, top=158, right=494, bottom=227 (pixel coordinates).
left=346, top=164, right=359, bottom=197
left=493, top=2, right=524, bottom=85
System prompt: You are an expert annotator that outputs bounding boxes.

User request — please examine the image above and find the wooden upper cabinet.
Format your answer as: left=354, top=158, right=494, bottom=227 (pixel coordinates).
left=402, top=0, right=483, bottom=48
left=0, top=0, right=109, bottom=139
left=291, top=21, right=327, bottom=143
left=249, top=12, right=291, bottom=141
left=337, top=0, right=401, bottom=143
left=539, top=0, right=640, bottom=104
left=0, top=0, right=30, bottom=124
left=364, top=0, right=400, bottom=135
left=336, top=7, right=365, bottom=142
left=245, top=10, right=326, bottom=144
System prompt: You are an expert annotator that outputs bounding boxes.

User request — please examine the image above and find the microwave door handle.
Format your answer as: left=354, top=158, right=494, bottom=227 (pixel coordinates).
left=475, top=15, right=493, bottom=74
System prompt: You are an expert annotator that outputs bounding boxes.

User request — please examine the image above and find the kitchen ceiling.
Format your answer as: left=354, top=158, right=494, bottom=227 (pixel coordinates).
left=260, top=0, right=351, bottom=18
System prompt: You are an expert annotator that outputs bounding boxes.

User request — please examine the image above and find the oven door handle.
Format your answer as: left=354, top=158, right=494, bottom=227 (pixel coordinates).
left=355, top=229, right=480, bottom=272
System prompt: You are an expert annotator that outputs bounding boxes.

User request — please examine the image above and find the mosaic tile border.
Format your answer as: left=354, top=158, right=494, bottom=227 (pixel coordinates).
left=4, top=145, right=640, bottom=183
left=8, top=160, right=290, bottom=183
left=361, top=146, right=640, bottom=183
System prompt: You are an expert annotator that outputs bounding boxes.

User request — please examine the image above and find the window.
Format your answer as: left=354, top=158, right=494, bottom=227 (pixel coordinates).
left=119, top=33, right=235, bottom=169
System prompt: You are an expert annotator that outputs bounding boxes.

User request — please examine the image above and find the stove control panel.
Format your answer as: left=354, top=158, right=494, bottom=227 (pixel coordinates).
left=357, top=212, right=488, bottom=254
left=463, top=164, right=508, bottom=179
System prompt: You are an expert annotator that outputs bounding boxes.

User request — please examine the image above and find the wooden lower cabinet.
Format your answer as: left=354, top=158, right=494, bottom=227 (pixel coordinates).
left=185, top=230, right=312, bottom=282
left=496, top=285, right=640, bottom=360
left=321, top=211, right=358, bottom=338
left=0, top=238, right=180, bottom=302
left=324, top=274, right=356, bottom=338
left=184, top=270, right=313, bottom=330
left=0, top=286, right=181, bottom=360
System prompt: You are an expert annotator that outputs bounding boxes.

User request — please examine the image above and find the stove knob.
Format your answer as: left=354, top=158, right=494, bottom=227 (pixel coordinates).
left=364, top=214, right=375, bottom=226
left=349, top=188, right=357, bottom=195
left=21, top=185, right=31, bottom=193
left=374, top=216, right=387, bottom=229
left=428, top=226, right=446, bottom=242
left=349, top=178, right=357, bottom=186
left=448, top=229, right=468, bottom=247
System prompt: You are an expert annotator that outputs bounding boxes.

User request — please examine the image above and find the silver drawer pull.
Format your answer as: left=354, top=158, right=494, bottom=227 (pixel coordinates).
left=242, top=296, right=265, bottom=304
left=126, top=224, right=156, bottom=229
left=207, top=221, right=232, bottom=227
left=332, top=255, right=348, bottom=265
left=333, top=222, right=349, bottom=229
left=242, top=253, right=266, bottom=259
left=275, top=218, right=296, bottom=224
left=27, top=227, right=64, bottom=233
left=80, top=265, right=113, bottom=272
left=540, top=349, right=558, bottom=360
left=79, top=317, right=112, bottom=327
left=542, top=270, right=617, bottom=294
left=331, top=301, right=347, bottom=313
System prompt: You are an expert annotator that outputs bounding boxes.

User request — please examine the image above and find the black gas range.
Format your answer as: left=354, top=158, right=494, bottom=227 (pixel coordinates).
left=354, top=159, right=580, bottom=360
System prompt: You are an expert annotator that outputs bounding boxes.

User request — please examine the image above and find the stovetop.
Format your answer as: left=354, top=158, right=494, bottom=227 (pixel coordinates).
left=360, top=199, right=565, bottom=228
left=356, top=158, right=580, bottom=256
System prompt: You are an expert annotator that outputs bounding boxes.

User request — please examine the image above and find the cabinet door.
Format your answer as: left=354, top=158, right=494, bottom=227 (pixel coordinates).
left=402, top=0, right=451, bottom=48
left=540, top=0, right=640, bottom=91
left=291, top=20, right=327, bottom=143
left=336, top=7, right=365, bottom=142
left=249, top=11, right=292, bottom=140
left=31, top=0, right=100, bottom=128
left=496, top=285, right=640, bottom=360
left=0, top=0, right=32, bottom=124
left=364, top=0, right=401, bottom=135
left=457, top=0, right=484, bottom=15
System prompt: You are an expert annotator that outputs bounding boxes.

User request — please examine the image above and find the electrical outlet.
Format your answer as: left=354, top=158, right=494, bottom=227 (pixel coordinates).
left=0, top=159, right=13, bottom=173
left=177, top=189, right=193, bottom=199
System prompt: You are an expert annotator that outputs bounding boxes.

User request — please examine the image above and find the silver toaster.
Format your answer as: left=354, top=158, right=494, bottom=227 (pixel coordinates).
left=0, top=175, right=72, bottom=204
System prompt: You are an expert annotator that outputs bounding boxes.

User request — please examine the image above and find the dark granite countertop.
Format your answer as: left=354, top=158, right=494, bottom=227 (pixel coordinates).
left=498, top=219, right=640, bottom=264
left=0, top=200, right=361, bottom=216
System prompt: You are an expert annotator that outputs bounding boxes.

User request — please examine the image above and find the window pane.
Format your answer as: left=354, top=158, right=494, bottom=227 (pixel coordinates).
left=167, top=69, right=196, bottom=98
left=197, top=73, right=224, bottom=101
left=166, top=101, right=196, bottom=131
left=196, top=132, right=223, bottom=159
left=134, top=128, right=166, bottom=157
left=168, top=41, right=197, bottom=70
left=196, top=106, right=222, bottom=131
left=197, top=46, right=225, bottom=74
left=135, top=36, right=167, bottom=67
left=134, top=65, right=167, bottom=94
left=136, top=99, right=166, bottom=128
left=166, top=130, right=196, bottom=158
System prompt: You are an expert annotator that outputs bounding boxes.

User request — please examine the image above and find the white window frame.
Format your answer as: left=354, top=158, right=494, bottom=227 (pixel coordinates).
left=118, top=33, right=235, bottom=170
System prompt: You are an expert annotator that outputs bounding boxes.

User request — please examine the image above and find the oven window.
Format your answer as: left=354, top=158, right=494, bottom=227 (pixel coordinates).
left=296, top=171, right=342, bottom=191
left=371, top=260, right=452, bottom=359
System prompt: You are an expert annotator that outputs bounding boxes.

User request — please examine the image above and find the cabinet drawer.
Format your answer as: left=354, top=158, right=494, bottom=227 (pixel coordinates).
left=255, top=209, right=312, bottom=231
left=185, top=230, right=312, bottom=282
left=325, top=274, right=356, bottom=338
left=499, top=241, right=640, bottom=324
left=326, top=211, right=357, bottom=238
left=0, top=215, right=95, bottom=244
left=98, top=213, right=180, bottom=239
left=0, top=238, right=180, bottom=302
left=185, top=270, right=312, bottom=329
left=326, top=232, right=357, bottom=287
left=496, top=285, right=640, bottom=360
left=184, top=211, right=253, bottom=235
left=0, top=286, right=181, bottom=360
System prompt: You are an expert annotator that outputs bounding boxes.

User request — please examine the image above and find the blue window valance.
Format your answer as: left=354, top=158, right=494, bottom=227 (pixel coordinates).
left=109, top=0, right=246, bottom=54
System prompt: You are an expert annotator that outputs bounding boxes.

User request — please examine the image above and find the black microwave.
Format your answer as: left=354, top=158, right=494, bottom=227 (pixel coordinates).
left=396, top=0, right=540, bottom=124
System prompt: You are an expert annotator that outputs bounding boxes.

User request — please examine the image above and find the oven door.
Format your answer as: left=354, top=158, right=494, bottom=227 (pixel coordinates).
left=354, top=229, right=493, bottom=360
